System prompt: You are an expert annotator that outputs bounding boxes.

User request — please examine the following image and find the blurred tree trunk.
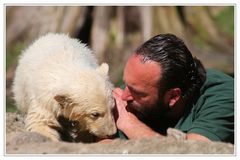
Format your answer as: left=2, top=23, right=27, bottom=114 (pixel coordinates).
left=7, top=6, right=87, bottom=51
left=139, top=6, right=152, bottom=41
left=184, top=6, right=232, bottom=53
left=153, top=6, right=186, bottom=39
left=91, top=6, right=112, bottom=63
left=59, top=7, right=87, bottom=36
left=115, top=7, right=125, bottom=49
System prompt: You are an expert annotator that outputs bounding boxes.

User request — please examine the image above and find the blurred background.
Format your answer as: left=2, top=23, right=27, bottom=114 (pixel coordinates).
left=6, top=6, right=234, bottom=112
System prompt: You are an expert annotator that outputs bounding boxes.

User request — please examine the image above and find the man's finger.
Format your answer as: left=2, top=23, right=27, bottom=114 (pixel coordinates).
left=113, top=87, right=123, bottom=96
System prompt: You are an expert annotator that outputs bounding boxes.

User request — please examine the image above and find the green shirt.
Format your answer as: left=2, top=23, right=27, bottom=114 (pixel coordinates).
left=175, top=69, right=234, bottom=143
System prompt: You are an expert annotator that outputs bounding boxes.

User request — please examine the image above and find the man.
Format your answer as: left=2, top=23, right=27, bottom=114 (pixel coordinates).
left=113, top=34, right=234, bottom=143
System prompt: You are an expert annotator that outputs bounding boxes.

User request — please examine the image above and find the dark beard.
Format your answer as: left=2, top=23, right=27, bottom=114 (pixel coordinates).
left=126, top=100, right=167, bottom=121
left=126, top=100, right=171, bottom=135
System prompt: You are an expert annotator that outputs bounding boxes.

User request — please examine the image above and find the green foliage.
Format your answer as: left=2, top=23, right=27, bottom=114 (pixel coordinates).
left=213, top=6, right=234, bottom=38
left=192, top=35, right=211, bottom=50
left=6, top=42, right=26, bottom=113
left=6, top=42, right=25, bottom=70
left=6, top=96, right=17, bottom=112
left=109, top=23, right=117, bottom=45
left=115, top=71, right=124, bottom=87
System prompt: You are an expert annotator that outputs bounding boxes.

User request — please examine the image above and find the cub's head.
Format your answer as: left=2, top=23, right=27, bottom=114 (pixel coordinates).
left=54, top=63, right=117, bottom=141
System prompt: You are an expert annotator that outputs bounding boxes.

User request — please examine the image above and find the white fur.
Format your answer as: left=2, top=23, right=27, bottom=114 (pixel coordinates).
left=12, top=33, right=116, bottom=141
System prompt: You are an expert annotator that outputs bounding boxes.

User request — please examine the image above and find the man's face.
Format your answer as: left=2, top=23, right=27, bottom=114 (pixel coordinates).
left=122, top=54, right=167, bottom=121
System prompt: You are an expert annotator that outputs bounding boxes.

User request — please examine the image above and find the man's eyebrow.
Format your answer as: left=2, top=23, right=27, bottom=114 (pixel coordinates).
left=123, top=78, right=146, bottom=95
left=127, top=85, right=147, bottom=95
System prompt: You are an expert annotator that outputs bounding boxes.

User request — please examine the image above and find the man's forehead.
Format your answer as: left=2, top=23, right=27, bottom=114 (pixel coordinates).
left=124, top=54, right=161, bottom=87
left=128, top=54, right=145, bottom=63
left=127, top=54, right=161, bottom=72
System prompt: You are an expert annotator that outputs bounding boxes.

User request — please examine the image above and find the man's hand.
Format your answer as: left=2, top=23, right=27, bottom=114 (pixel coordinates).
left=113, top=88, right=138, bottom=131
left=113, top=88, right=163, bottom=139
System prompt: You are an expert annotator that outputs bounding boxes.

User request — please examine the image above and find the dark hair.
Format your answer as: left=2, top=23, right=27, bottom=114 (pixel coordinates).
left=135, top=34, right=206, bottom=102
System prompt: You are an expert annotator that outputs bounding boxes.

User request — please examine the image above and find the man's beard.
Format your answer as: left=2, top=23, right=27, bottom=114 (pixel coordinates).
left=126, top=99, right=169, bottom=123
left=126, top=99, right=172, bottom=135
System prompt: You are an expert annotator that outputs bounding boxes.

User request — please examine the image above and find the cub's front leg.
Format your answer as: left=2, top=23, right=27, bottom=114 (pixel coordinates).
left=25, top=111, right=61, bottom=141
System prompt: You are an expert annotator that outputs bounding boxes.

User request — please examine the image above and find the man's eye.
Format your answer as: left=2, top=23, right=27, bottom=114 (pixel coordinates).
left=132, top=91, right=146, bottom=97
left=127, top=86, right=147, bottom=97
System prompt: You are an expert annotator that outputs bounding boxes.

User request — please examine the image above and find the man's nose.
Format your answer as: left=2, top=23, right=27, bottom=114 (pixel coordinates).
left=121, top=87, right=133, bottom=101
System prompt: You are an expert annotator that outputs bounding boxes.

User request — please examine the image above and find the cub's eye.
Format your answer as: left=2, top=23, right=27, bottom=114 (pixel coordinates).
left=90, top=112, right=100, bottom=119
left=71, top=121, right=79, bottom=127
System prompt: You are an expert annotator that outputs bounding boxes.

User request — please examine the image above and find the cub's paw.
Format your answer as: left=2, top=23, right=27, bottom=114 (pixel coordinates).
left=26, top=125, right=61, bottom=142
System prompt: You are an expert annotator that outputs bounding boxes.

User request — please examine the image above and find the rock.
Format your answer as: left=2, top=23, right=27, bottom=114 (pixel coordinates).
left=6, top=112, right=25, bottom=133
left=5, top=112, right=234, bottom=154
left=6, top=131, right=51, bottom=146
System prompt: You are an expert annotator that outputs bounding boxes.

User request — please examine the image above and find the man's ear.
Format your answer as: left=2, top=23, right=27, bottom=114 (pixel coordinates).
left=165, top=88, right=181, bottom=108
left=97, top=63, right=109, bottom=76
left=54, top=94, right=72, bottom=109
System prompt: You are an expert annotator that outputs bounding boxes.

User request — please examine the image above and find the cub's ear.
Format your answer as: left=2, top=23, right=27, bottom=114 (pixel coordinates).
left=54, top=95, right=72, bottom=109
left=97, top=63, right=109, bottom=76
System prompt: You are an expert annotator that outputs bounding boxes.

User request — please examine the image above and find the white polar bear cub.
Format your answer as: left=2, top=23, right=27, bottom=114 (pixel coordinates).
left=12, top=33, right=117, bottom=142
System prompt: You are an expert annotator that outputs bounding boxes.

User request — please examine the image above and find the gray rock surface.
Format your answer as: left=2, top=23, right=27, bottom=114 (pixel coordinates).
left=6, top=112, right=234, bottom=154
